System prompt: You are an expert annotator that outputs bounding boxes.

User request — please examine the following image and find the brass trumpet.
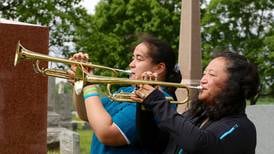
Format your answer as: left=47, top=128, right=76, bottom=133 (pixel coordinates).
left=14, top=41, right=131, bottom=75
left=86, top=75, right=202, bottom=103
left=14, top=41, right=201, bottom=104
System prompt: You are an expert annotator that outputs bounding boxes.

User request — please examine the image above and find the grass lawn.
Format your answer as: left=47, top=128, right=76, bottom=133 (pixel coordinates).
left=257, top=97, right=274, bottom=104
left=77, top=128, right=93, bottom=153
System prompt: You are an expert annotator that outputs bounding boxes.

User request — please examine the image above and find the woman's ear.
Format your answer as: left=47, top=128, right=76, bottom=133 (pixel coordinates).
left=153, top=62, right=166, bottom=75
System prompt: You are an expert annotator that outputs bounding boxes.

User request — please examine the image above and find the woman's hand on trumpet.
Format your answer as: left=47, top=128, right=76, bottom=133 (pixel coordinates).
left=67, top=52, right=93, bottom=84
left=131, top=71, right=158, bottom=103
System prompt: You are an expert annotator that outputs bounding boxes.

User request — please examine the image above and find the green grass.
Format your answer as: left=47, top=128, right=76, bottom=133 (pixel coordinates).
left=77, top=128, right=93, bottom=153
left=256, top=97, right=274, bottom=104
left=72, top=112, right=93, bottom=153
left=47, top=150, right=59, bottom=154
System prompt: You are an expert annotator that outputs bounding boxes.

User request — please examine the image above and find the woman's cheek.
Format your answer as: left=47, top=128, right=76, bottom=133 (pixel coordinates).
left=198, top=90, right=211, bottom=103
left=198, top=91, right=206, bottom=101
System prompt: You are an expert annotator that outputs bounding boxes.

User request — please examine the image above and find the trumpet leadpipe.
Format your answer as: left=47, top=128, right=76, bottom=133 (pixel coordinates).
left=86, top=75, right=198, bottom=90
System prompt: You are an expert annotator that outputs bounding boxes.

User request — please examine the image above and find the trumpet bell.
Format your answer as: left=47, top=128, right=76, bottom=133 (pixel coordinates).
left=14, top=41, right=23, bottom=66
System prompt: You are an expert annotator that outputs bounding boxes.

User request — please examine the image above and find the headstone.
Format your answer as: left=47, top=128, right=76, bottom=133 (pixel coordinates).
left=47, top=127, right=80, bottom=154
left=60, top=129, right=80, bottom=154
left=246, top=105, right=274, bottom=154
left=48, top=77, right=56, bottom=111
left=0, top=19, right=49, bottom=153
left=47, top=127, right=64, bottom=149
left=48, top=78, right=73, bottom=128
left=54, top=82, right=73, bottom=128
left=48, top=111, right=61, bottom=127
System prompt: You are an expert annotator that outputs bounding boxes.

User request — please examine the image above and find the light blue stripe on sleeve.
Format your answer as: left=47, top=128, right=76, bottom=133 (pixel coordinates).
left=219, top=124, right=239, bottom=140
left=178, top=148, right=184, bottom=154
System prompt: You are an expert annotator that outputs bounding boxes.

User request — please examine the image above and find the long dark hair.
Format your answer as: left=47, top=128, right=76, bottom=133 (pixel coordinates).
left=137, top=34, right=181, bottom=99
left=190, top=51, right=260, bottom=120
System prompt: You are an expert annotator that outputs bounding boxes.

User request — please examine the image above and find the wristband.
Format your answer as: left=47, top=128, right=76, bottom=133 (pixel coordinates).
left=83, top=85, right=98, bottom=101
left=84, top=92, right=99, bottom=100
left=83, top=87, right=97, bottom=95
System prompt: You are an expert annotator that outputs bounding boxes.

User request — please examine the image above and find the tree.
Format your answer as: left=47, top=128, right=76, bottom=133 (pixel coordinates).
left=201, top=0, right=274, bottom=96
left=74, top=0, right=182, bottom=73
left=75, top=0, right=274, bottom=98
left=0, top=0, right=89, bottom=55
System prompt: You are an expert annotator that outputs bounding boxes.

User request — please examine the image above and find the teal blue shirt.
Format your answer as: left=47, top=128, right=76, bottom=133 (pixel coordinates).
left=90, top=86, right=173, bottom=154
left=90, top=86, right=143, bottom=154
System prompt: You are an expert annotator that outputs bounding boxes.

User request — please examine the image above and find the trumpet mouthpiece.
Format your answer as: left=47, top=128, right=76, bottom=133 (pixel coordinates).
left=189, top=85, right=202, bottom=90
left=122, top=70, right=132, bottom=74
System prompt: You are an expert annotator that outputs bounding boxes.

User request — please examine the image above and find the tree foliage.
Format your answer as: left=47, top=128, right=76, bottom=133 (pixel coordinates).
left=75, top=0, right=274, bottom=96
left=74, top=0, right=182, bottom=71
left=201, top=0, right=274, bottom=96
left=0, top=0, right=88, bottom=55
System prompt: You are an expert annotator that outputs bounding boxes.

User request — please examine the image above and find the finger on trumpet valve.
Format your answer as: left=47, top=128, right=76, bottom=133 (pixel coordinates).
left=135, top=90, right=147, bottom=99
left=152, top=73, right=158, bottom=81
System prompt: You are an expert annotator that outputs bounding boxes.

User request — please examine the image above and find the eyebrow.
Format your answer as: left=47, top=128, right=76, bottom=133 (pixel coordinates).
left=204, top=69, right=217, bottom=74
left=133, top=54, right=143, bottom=58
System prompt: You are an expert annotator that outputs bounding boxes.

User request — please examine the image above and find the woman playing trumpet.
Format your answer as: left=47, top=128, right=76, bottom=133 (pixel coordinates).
left=69, top=35, right=181, bottom=154
left=132, top=51, right=260, bottom=154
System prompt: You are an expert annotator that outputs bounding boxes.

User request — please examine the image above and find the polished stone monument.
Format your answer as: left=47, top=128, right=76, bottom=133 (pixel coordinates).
left=0, top=19, right=49, bottom=153
left=246, top=105, right=274, bottom=154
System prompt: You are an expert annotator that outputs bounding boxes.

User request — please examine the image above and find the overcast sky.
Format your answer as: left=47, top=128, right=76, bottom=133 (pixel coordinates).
left=80, top=0, right=100, bottom=14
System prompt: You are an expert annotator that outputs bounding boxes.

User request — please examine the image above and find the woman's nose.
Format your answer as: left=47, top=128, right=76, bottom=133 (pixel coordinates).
left=129, top=60, right=135, bottom=68
left=200, top=75, right=207, bottom=84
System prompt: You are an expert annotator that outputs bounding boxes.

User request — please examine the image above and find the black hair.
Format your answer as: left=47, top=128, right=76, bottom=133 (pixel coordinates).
left=136, top=35, right=180, bottom=153
left=190, top=51, right=260, bottom=120
left=136, top=34, right=181, bottom=99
